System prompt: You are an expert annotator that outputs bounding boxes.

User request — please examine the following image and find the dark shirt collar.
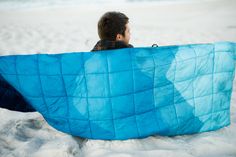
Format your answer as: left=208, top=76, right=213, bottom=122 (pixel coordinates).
left=91, top=39, right=133, bottom=52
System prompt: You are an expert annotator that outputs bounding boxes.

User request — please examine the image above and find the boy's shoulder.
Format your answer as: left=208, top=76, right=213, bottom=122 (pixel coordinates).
left=91, top=40, right=133, bottom=52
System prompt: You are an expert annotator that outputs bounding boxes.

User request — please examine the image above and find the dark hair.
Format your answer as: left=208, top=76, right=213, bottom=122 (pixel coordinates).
left=98, top=11, right=129, bottom=41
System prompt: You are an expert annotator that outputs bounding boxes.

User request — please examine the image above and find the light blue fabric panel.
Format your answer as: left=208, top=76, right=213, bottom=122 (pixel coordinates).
left=0, top=42, right=235, bottom=140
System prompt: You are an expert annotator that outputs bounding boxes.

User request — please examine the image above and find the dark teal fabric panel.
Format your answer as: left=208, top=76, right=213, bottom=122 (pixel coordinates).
left=0, top=42, right=235, bottom=140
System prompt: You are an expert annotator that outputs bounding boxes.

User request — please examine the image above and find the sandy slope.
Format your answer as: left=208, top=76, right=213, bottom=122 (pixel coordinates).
left=0, top=0, right=236, bottom=157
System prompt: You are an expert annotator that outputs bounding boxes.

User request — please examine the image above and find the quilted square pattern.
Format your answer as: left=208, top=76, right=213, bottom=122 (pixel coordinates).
left=154, top=64, right=174, bottom=87
left=134, top=89, right=154, bottom=114
left=198, top=114, right=212, bottom=132
left=63, top=75, right=87, bottom=97
left=157, top=105, right=179, bottom=130
left=211, top=110, right=230, bottom=130
left=0, top=56, right=16, bottom=74
left=114, top=116, right=139, bottom=139
left=175, top=100, right=195, bottom=124
left=194, top=95, right=212, bottom=116
left=174, top=79, right=194, bottom=103
left=133, top=48, right=154, bottom=69
left=61, top=53, right=83, bottom=75
left=112, top=95, right=134, bottom=119
left=88, top=98, right=112, bottom=120
left=195, top=53, right=213, bottom=76
left=175, top=58, right=196, bottom=82
left=212, top=92, right=231, bottom=112
left=68, top=97, right=88, bottom=119
left=193, top=74, right=213, bottom=97
left=90, top=120, right=115, bottom=139
left=175, top=46, right=196, bottom=61
left=18, top=75, right=42, bottom=97
left=17, top=55, right=38, bottom=75
left=0, top=42, right=235, bottom=140
left=109, top=71, right=133, bottom=96
left=134, top=68, right=154, bottom=92
left=69, top=119, right=91, bottom=138
left=154, top=84, right=174, bottom=108
left=214, top=51, right=235, bottom=73
left=27, top=97, right=46, bottom=114
left=213, top=72, right=234, bottom=93
left=45, top=97, right=67, bottom=117
left=136, top=110, right=159, bottom=137
left=107, top=49, right=132, bottom=72
left=38, top=55, right=61, bottom=75
left=46, top=117, right=70, bottom=134
left=84, top=52, right=107, bottom=73
left=153, top=47, right=174, bottom=66
left=41, top=75, right=65, bottom=97
left=86, top=73, right=109, bottom=97
left=191, top=44, right=213, bottom=57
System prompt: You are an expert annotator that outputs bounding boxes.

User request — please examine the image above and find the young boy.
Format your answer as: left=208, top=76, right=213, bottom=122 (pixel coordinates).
left=91, top=11, right=133, bottom=51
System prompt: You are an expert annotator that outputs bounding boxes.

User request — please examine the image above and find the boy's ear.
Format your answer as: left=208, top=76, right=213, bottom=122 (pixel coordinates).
left=116, top=34, right=123, bottom=41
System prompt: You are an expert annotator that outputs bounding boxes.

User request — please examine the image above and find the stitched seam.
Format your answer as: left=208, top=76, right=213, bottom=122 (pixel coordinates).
left=151, top=49, right=161, bottom=130
left=10, top=88, right=231, bottom=119
left=105, top=52, right=116, bottom=138
left=211, top=44, right=215, bottom=129
left=19, top=85, right=233, bottom=100
left=2, top=70, right=234, bottom=77
left=59, top=56, right=72, bottom=134
left=130, top=49, right=141, bottom=137
left=190, top=46, right=197, bottom=113
left=37, top=55, right=49, bottom=114
left=14, top=56, right=22, bottom=98
left=190, top=45, right=197, bottom=129
left=44, top=106, right=230, bottom=122
left=82, top=53, right=93, bottom=138
left=170, top=48, right=180, bottom=129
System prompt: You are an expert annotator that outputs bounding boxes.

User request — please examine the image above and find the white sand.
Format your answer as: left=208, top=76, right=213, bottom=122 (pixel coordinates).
left=0, top=0, right=236, bottom=156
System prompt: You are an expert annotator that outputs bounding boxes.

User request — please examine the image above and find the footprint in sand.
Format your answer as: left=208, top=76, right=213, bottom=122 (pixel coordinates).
left=14, top=118, right=44, bottom=141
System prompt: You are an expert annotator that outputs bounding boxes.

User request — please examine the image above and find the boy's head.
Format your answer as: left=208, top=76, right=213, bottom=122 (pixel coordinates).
left=97, top=11, right=130, bottom=45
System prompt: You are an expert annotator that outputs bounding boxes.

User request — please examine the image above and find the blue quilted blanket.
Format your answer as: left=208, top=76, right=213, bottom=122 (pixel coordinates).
left=0, top=42, right=235, bottom=140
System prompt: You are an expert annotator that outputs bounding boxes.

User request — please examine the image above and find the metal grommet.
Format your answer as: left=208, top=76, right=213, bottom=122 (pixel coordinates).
left=152, top=44, right=158, bottom=47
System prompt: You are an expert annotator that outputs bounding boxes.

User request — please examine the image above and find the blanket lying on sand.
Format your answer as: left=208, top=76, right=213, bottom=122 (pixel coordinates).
left=0, top=42, right=235, bottom=140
